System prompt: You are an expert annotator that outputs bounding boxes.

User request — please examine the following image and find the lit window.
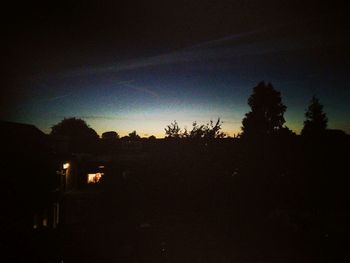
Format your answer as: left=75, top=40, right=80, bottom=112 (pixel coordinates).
left=88, top=173, right=103, bottom=183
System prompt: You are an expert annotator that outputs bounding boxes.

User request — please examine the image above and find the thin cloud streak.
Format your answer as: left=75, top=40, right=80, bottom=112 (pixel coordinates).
left=58, top=15, right=341, bottom=79
left=119, top=82, right=161, bottom=100
left=64, top=35, right=332, bottom=78
left=59, top=27, right=274, bottom=77
left=38, top=93, right=71, bottom=102
left=183, top=27, right=270, bottom=50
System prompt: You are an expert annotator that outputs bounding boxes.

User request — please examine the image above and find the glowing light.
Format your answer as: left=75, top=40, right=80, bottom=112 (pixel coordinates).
left=63, top=163, right=70, bottom=169
left=33, top=213, right=38, bottom=229
left=42, top=216, right=48, bottom=227
left=98, top=165, right=105, bottom=169
left=88, top=172, right=103, bottom=183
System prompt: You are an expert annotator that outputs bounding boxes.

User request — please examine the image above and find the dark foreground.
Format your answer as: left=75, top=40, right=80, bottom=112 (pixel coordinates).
left=3, top=137, right=350, bottom=262
left=17, top=172, right=350, bottom=263
left=59, top=186, right=327, bottom=263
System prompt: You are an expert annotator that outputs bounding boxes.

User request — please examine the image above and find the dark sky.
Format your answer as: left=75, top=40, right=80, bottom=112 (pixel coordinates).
left=4, top=1, right=350, bottom=136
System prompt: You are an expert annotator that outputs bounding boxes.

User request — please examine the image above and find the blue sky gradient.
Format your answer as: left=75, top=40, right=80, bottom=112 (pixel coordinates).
left=5, top=2, right=349, bottom=137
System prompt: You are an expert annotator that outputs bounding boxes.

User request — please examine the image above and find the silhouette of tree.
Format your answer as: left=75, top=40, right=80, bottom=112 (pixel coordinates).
left=50, top=117, right=99, bottom=140
left=301, top=96, right=328, bottom=136
left=241, top=82, right=286, bottom=138
left=165, top=119, right=225, bottom=139
left=128, top=130, right=140, bottom=140
left=165, top=120, right=182, bottom=138
left=102, top=131, right=119, bottom=140
left=276, top=126, right=296, bottom=137
left=186, top=118, right=225, bottom=139
left=148, top=135, right=157, bottom=140
left=204, top=118, right=226, bottom=139
left=188, top=121, right=206, bottom=139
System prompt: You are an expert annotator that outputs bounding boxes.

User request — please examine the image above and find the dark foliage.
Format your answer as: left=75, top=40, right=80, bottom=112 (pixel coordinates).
left=165, top=118, right=225, bottom=139
left=50, top=117, right=99, bottom=153
left=128, top=130, right=141, bottom=140
left=301, top=96, right=328, bottom=136
left=241, top=82, right=287, bottom=138
left=165, top=120, right=182, bottom=138
left=102, top=131, right=119, bottom=140
left=51, top=117, right=99, bottom=140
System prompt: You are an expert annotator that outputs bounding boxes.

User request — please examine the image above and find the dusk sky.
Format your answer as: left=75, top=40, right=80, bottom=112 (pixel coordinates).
left=4, top=1, right=349, bottom=137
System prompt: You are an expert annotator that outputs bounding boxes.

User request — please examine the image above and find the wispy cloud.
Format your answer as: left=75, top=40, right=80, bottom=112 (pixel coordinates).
left=183, top=28, right=269, bottom=50
left=37, top=93, right=71, bottom=102
left=113, top=79, right=162, bottom=101
left=57, top=15, right=341, bottom=79
left=118, top=81, right=161, bottom=100
left=48, top=94, right=70, bottom=101
left=65, top=38, right=324, bottom=78
left=58, top=27, right=272, bottom=78
left=115, top=80, right=135, bottom=85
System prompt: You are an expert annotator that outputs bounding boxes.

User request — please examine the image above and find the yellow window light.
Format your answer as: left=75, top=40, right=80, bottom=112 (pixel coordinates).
left=88, top=173, right=103, bottom=183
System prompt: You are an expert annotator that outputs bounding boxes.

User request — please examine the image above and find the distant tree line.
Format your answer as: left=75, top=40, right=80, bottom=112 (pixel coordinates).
left=49, top=81, right=335, bottom=142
